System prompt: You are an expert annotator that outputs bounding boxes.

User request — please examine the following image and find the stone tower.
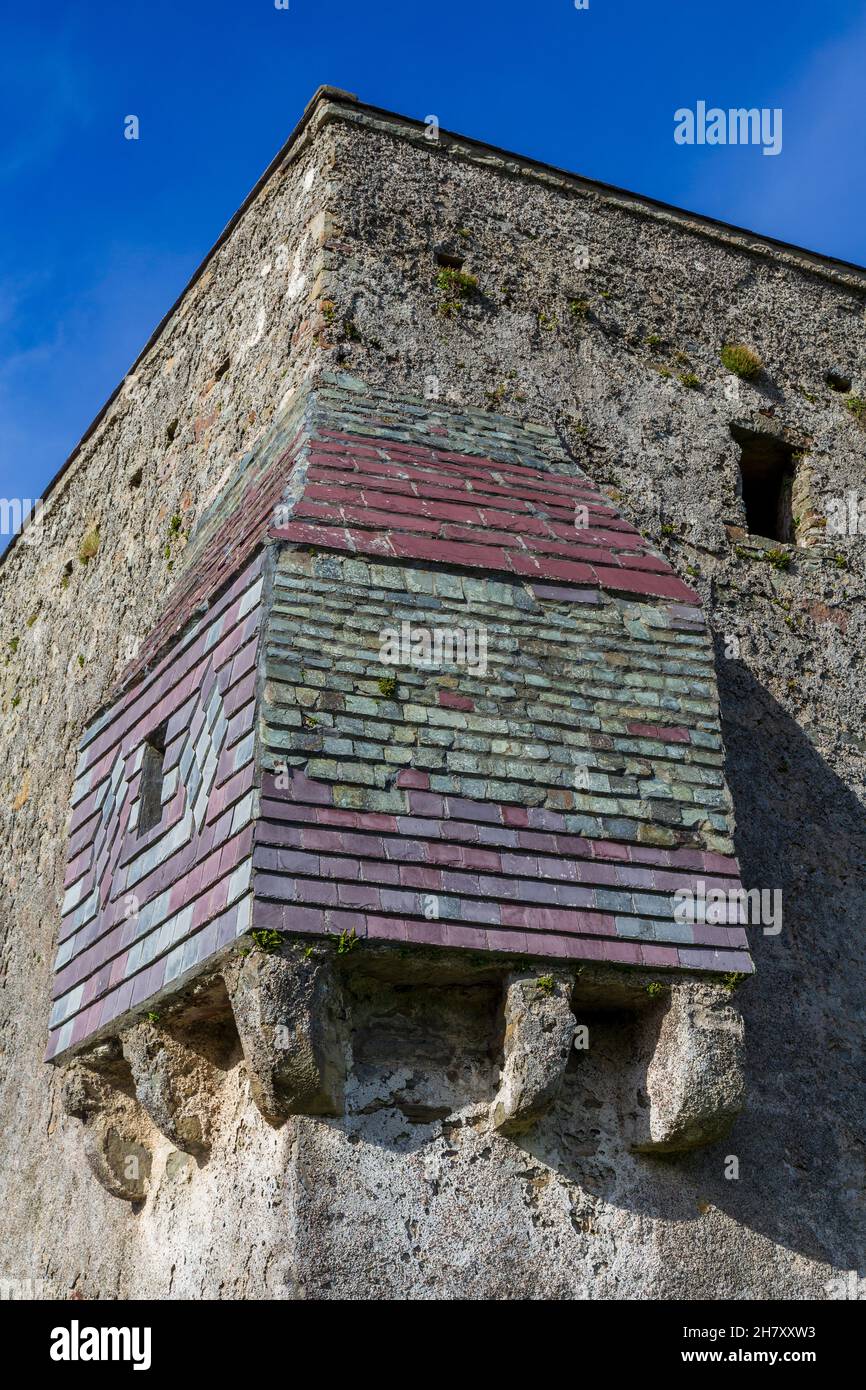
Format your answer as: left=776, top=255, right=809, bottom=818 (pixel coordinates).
left=1, top=88, right=864, bottom=1299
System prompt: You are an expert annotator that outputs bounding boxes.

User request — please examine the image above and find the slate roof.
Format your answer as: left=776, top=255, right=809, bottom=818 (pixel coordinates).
left=50, top=375, right=753, bottom=1060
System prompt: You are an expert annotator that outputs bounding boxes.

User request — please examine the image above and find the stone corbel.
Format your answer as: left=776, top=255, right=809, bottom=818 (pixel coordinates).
left=489, top=971, right=577, bottom=1135
left=628, top=980, right=746, bottom=1153
left=121, top=1019, right=217, bottom=1159
left=221, top=943, right=349, bottom=1126
left=60, top=1041, right=153, bottom=1203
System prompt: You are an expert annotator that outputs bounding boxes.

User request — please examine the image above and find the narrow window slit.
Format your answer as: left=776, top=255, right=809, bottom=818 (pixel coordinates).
left=138, top=721, right=169, bottom=836
left=731, top=425, right=795, bottom=542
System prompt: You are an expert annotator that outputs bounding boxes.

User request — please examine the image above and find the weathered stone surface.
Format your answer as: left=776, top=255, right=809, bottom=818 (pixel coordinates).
left=222, top=945, right=349, bottom=1125
left=121, top=1021, right=218, bottom=1159
left=61, top=1043, right=153, bottom=1203
left=628, top=982, right=746, bottom=1153
left=490, top=972, right=577, bottom=1135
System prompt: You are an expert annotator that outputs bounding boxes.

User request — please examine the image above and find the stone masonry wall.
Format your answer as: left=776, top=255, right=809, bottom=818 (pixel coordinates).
left=1, top=92, right=864, bottom=1299
left=0, top=100, right=334, bottom=1298
left=304, top=104, right=866, bottom=1296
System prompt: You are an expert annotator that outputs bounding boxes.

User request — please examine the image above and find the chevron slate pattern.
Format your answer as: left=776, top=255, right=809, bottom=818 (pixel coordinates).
left=50, top=375, right=753, bottom=1059
left=47, top=555, right=262, bottom=1059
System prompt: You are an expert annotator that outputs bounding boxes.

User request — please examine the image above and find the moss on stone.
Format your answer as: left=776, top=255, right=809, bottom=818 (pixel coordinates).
left=435, top=268, right=479, bottom=319
left=766, top=548, right=791, bottom=571
left=78, top=529, right=100, bottom=565
left=720, top=343, right=762, bottom=380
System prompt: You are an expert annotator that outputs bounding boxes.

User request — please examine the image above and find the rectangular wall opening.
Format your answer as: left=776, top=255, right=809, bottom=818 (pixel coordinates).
left=731, top=425, right=796, bottom=542
left=138, top=721, right=168, bottom=836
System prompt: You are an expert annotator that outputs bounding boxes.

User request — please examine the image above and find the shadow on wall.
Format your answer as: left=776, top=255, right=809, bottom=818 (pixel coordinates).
left=713, top=657, right=866, bottom=1272
left=523, top=657, right=865, bottom=1274
left=275, top=661, right=863, bottom=1282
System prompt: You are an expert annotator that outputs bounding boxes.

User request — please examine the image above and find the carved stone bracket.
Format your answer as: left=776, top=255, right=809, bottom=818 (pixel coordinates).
left=60, top=1041, right=153, bottom=1203
left=489, top=971, right=577, bottom=1135
left=221, top=944, right=350, bottom=1126
left=59, top=944, right=351, bottom=1199
left=121, top=1020, right=216, bottom=1158
left=58, top=947, right=747, bottom=1204
left=628, top=980, right=746, bottom=1153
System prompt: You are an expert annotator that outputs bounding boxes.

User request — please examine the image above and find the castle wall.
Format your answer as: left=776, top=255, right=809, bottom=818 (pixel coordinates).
left=303, top=107, right=866, bottom=1296
left=0, top=109, right=331, bottom=1299
left=1, top=93, right=864, bottom=1299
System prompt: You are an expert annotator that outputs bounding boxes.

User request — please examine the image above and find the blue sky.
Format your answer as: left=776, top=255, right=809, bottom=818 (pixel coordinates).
left=2, top=0, right=865, bottom=533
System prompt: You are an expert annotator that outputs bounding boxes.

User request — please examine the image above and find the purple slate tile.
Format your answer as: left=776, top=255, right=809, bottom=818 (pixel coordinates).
left=359, top=860, right=399, bottom=885
left=523, top=931, right=569, bottom=958
left=485, top=927, right=526, bottom=954
left=366, top=916, right=409, bottom=943
left=444, top=922, right=491, bottom=951
left=406, top=919, right=447, bottom=946
left=639, top=944, right=680, bottom=968
left=446, top=797, right=502, bottom=824
left=379, top=889, right=419, bottom=914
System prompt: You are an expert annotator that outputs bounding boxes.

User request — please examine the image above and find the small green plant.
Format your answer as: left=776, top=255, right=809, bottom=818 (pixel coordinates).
left=77, top=654, right=85, bottom=668
left=78, top=528, right=100, bottom=564
left=568, top=298, right=591, bottom=320
left=645, top=981, right=665, bottom=998
left=645, top=333, right=662, bottom=348
left=8, top=637, right=19, bottom=654
left=660, top=523, right=677, bottom=538
left=538, top=311, right=558, bottom=332
left=169, top=514, right=183, bottom=536
left=336, top=926, right=359, bottom=955
left=302, top=713, right=320, bottom=728
left=656, top=366, right=672, bottom=379
left=535, top=974, right=555, bottom=997
left=11, top=695, right=20, bottom=708
left=437, top=268, right=479, bottom=296
left=26, top=609, right=39, bottom=628
left=720, top=343, right=762, bottom=380
left=435, top=267, right=479, bottom=318
left=834, top=553, right=848, bottom=569
left=342, top=316, right=361, bottom=342
left=320, top=299, right=336, bottom=324
left=250, top=929, right=283, bottom=954
left=377, top=675, right=397, bottom=698
left=679, top=372, right=701, bottom=390
left=145, top=1011, right=160, bottom=1024
left=844, top=395, right=866, bottom=423
left=766, top=548, right=791, bottom=571
left=721, top=971, right=746, bottom=992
